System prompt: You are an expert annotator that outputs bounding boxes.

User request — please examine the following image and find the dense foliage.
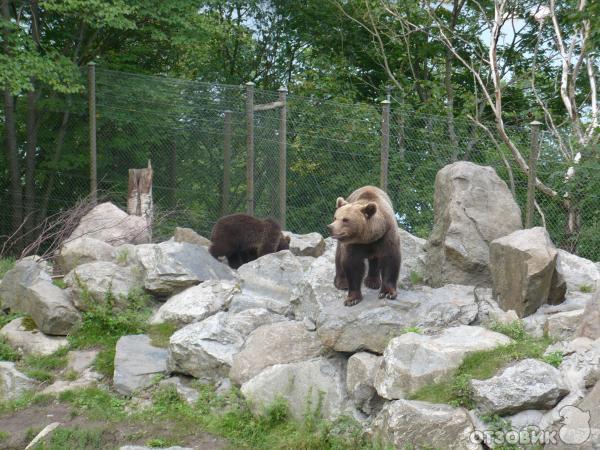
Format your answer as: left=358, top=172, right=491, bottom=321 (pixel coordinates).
left=1, top=0, right=598, bottom=259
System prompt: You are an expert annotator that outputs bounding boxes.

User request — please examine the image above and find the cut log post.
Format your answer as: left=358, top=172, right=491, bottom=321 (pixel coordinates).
left=128, top=160, right=154, bottom=238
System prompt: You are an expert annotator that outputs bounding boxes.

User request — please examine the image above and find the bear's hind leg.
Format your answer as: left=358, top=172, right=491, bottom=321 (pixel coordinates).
left=379, top=249, right=401, bottom=299
left=364, top=257, right=381, bottom=290
left=342, top=255, right=365, bottom=306
left=334, top=244, right=348, bottom=290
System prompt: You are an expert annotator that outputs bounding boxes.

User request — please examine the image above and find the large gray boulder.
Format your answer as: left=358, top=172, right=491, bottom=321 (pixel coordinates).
left=471, top=359, right=568, bottom=415
left=0, top=362, right=37, bottom=401
left=113, top=334, right=168, bottom=395
left=150, top=280, right=240, bottom=327
left=374, top=326, right=512, bottom=400
left=576, top=291, right=600, bottom=340
left=64, top=261, right=144, bottom=309
left=68, top=202, right=150, bottom=246
left=167, top=309, right=284, bottom=383
left=56, top=237, right=115, bottom=273
left=240, top=356, right=348, bottom=421
left=424, top=161, right=522, bottom=287
left=134, top=241, right=235, bottom=296
left=490, top=227, right=563, bottom=318
left=346, top=352, right=383, bottom=415
left=557, top=249, right=599, bottom=292
left=0, top=261, right=81, bottom=335
left=292, top=257, right=479, bottom=353
left=283, top=232, right=325, bottom=257
left=0, top=317, right=68, bottom=356
left=230, top=321, right=323, bottom=385
left=368, top=399, right=481, bottom=450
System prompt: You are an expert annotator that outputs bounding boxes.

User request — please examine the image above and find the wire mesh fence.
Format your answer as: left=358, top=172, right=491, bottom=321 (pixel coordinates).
left=1, top=67, right=597, bottom=261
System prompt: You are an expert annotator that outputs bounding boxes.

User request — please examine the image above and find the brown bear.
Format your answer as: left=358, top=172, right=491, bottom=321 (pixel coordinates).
left=328, top=186, right=401, bottom=306
left=209, top=213, right=290, bottom=269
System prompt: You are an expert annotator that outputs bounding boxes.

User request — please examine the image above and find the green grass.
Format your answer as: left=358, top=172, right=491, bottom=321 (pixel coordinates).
left=0, top=430, right=9, bottom=443
left=30, top=427, right=110, bottom=450
left=67, top=288, right=153, bottom=380
left=0, top=336, right=20, bottom=362
left=21, top=315, right=38, bottom=331
left=0, top=391, right=54, bottom=415
left=147, top=322, right=178, bottom=348
left=52, top=278, right=67, bottom=289
left=19, top=347, right=69, bottom=383
left=58, top=387, right=127, bottom=421
left=410, top=321, right=553, bottom=408
left=0, top=257, right=15, bottom=278
left=0, top=311, right=22, bottom=329
left=401, top=326, right=422, bottom=334
left=542, top=350, right=564, bottom=368
left=133, top=384, right=388, bottom=450
left=409, top=271, right=424, bottom=285
left=580, top=284, right=594, bottom=293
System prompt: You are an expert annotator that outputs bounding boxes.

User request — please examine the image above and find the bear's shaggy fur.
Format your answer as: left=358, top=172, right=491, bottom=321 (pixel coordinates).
left=328, top=186, right=401, bottom=306
left=209, top=214, right=290, bottom=269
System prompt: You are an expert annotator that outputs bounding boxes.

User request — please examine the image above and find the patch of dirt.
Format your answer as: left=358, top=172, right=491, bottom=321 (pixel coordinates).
left=0, top=399, right=228, bottom=450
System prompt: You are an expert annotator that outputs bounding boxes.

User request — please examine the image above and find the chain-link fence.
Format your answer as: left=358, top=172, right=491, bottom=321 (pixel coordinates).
left=1, top=67, right=597, bottom=261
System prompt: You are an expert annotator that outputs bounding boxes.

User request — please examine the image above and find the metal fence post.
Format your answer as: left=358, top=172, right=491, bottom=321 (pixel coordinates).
left=526, top=120, right=542, bottom=228
left=278, top=87, right=287, bottom=229
left=380, top=99, right=391, bottom=192
left=222, top=110, right=232, bottom=216
left=88, top=62, right=97, bottom=204
left=246, top=82, right=255, bottom=215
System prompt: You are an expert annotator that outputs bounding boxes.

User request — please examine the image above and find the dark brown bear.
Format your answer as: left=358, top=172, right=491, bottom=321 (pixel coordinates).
left=328, top=186, right=401, bottom=306
left=209, top=213, right=290, bottom=269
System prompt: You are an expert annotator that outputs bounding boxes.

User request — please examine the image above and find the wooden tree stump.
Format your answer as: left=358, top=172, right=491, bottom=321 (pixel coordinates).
left=128, top=160, right=153, bottom=237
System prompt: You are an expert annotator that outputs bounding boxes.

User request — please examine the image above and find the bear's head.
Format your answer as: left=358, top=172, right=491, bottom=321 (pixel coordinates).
left=277, top=234, right=291, bottom=251
left=328, top=197, right=380, bottom=244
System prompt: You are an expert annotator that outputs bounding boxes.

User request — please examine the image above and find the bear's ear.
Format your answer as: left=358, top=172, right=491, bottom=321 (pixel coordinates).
left=361, top=202, right=377, bottom=219
left=336, top=197, right=348, bottom=209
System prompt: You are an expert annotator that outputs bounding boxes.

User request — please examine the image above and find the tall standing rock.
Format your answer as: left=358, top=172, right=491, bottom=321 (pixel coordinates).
left=490, top=227, right=563, bottom=318
left=424, top=162, right=522, bottom=287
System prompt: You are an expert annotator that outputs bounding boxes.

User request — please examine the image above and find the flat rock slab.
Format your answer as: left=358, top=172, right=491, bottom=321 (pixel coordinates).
left=150, top=280, right=240, bottom=327
left=368, top=399, right=481, bottom=450
left=230, top=321, right=323, bottom=385
left=240, top=356, right=348, bottom=421
left=544, top=309, right=585, bottom=341
left=375, top=325, right=512, bottom=399
left=0, top=317, right=68, bottom=356
left=113, top=334, right=168, bottom=395
left=471, top=359, right=568, bottom=415
left=67, top=349, right=99, bottom=373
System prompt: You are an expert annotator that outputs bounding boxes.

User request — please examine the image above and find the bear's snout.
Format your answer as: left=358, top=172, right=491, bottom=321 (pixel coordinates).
left=327, top=223, right=334, bottom=232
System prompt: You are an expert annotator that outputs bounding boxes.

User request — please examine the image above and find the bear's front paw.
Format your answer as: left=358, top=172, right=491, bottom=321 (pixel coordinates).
left=364, top=276, right=381, bottom=290
left=378, top=287, right=397, bottom=300
left=334, top=276, right=348, bottom=290
left=344, top=292, right=363, bottom=306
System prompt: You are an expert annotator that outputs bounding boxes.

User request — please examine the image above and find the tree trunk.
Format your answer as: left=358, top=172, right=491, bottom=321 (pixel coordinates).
left=2, top=0, right=23, bottom=246
left=24, top=88, right=40, bottom=237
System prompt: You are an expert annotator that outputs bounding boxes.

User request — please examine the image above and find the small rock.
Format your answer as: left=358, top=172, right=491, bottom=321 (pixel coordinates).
left=368, top=399, right=481, bottom=450
left=230, top=321, right=323, bottom=385
left=42, top=368, right=103, bottom=395
left=544, top=309, right=585, bottom=341
left=240, top=356, right=348, bottom=421
left=64, top=261, right=144, bottom=309
left=67, top=349, right=99, bottom=373
left=173, top=227, right=211, bottom=247
left=56, top=237, right=115, bottom=273
left=398, top=228, right=427, bottom=285
left=283, top=232, right=325, bottom=257
left=576, top=291, right=600, bottom=340
left=471, top=359, right=568, bottom=415
left=556, top=249, right=599, bottom=293
left=159, top=376, right=200, bottom=405
left=0, top=317, right=68, bottom=356
left=374, top=326, right=512, bottom=400
left=545, top=338, right=600, bottom=389
left=347, top=352, right=383, bottom=415
left=150, top=280, right=240, bottom=327
left=0, top=361, right=37, bottom=401
left=113, top=335, right=168, bottom=395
